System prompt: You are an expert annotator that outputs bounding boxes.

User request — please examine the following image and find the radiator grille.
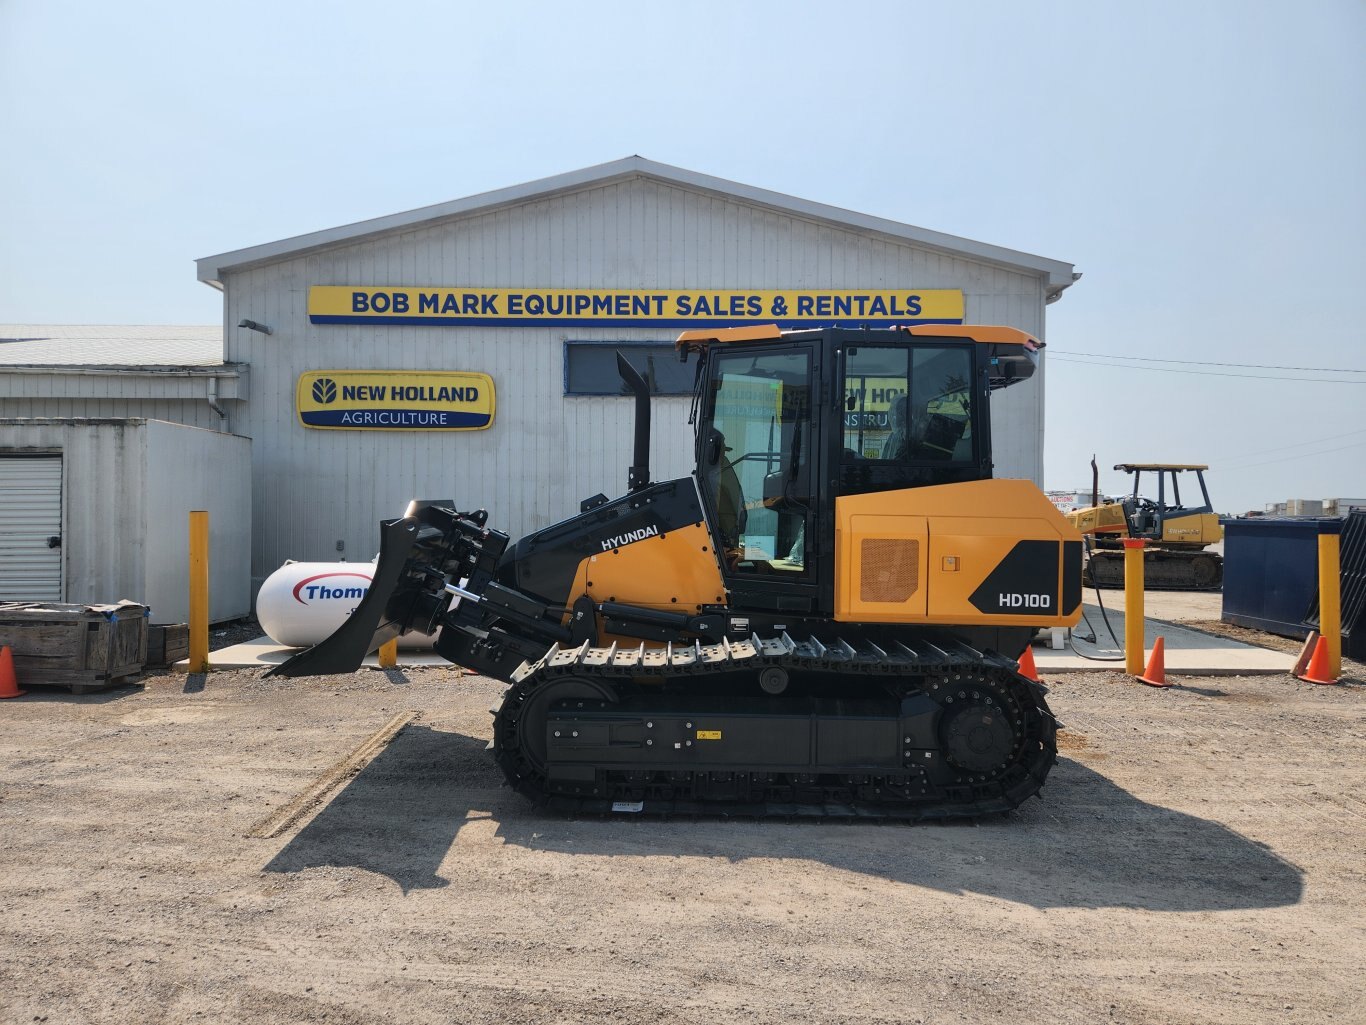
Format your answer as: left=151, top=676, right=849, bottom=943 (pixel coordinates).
left=861, top=539, right=920, bottom=603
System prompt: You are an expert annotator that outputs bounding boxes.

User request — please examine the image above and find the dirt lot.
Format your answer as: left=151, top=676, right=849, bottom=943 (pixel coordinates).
left=2, top=663, right=1363, bottom=1025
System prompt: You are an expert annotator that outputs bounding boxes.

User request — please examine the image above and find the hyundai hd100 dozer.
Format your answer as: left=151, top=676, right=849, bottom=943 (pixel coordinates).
left=270, top=324, right=1084, bottom=820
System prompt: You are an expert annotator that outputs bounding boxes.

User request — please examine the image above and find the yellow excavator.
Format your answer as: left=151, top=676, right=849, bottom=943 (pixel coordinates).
left=271, top=324, right=1083, bottom=820
left=1067, top=464, right=1223, bottom=590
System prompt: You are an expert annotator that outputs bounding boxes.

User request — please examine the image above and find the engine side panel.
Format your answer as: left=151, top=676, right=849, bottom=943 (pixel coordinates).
left=834, top=479, right=1083, bottom=627
left=502, top=477, right=726, bottom=612
left=567, top=519, right=727, bottom=614
left=1161, top=511, right=1223, bottom=547
left=1067, top=502, right=1129, bottom=536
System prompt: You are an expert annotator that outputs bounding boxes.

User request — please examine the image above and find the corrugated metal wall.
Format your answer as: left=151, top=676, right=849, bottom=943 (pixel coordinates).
left=0, top=419, right=148, bottom=605
left=224, top=177, right=1048, bottom=588
left=0, top=419, right=252, bottom=621
left=0, top=371, right=242, bottom=433
left=144, top=421, right=252, bottom=622
left=0, top=397, right=224, bottom=431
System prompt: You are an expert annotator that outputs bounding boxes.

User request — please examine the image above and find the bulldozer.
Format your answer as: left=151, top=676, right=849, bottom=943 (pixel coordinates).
left=271, top=324, right=1084, bottom=820
left=1067, top=464, right=1223, bottom=590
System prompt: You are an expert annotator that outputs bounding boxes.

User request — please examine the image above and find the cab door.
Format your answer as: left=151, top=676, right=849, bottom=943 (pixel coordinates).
left=697, top=342, right=822, bottom=613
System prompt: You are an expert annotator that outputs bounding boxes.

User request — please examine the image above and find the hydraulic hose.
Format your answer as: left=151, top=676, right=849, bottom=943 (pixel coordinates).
left=1067, top=535, right=1127, bottom=662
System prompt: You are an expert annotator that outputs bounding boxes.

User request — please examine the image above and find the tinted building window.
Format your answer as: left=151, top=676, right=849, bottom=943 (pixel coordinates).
left=564, top=342, right=694, bottom=396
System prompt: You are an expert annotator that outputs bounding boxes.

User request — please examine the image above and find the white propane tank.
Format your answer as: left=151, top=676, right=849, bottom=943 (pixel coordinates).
left=256, top=561, right=436, bottom=648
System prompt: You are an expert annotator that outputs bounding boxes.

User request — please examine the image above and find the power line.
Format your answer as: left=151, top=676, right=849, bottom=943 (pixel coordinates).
left=1203, top=426, right=1366, bottom=463
left=1048, top=355, right=1366, bottom=384
left=1219, top=439, right=1366, bottom=472
left=1048, top=350, right=1366, bottom=374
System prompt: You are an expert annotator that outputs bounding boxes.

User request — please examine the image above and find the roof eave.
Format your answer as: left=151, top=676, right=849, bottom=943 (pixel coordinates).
left=196, top=156, right=1077, bottom=289
left=0, top=363, right=242, bottom=375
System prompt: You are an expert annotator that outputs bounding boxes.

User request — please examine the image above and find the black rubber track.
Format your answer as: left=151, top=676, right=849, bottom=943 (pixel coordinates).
left=1086, top=550, right=1223, bottom=592
left=491, top=633, right=1058, bottom=821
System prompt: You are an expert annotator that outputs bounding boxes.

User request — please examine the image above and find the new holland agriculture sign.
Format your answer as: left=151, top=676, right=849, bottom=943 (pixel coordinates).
left=308, top=286, right=964, bottom=328
left=296, top=371, right=494, bottom=430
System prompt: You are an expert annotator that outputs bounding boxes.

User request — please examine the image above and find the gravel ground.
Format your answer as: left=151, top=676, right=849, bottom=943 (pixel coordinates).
left=210, top=618, right=265, bottom=651
left=1, top=663, right=1363, bottom=1025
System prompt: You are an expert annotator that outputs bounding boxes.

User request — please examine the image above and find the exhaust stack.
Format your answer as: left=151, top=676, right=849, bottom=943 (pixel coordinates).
left=616, top=352, right=651, bottom=493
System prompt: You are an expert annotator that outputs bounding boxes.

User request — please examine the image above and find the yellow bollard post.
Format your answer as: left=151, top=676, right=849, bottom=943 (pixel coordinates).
left=188, top=510, right=210, bottom=673
left=1318, top=523, right=1342, bottom=681
left=377, top=637, right=398, bottom=669
left=1123, top=539, right=1146, bottom=676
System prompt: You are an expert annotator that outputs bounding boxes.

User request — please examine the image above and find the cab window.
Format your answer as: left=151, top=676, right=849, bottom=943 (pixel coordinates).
left=700, top=349, right=813, bottom=574
left=842, top=345, right=974, bottom=463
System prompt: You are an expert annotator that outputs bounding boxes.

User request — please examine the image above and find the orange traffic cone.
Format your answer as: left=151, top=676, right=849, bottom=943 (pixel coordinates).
left=1138, top=635, right=1170, bottom=688
left=0, top=645, right=25, bottom=699
left=1292, top=631, right=1319, bottom=679
left=1296, top=635, right=1339, bottom=686
left=1017, top=644, right=1039, bottom=682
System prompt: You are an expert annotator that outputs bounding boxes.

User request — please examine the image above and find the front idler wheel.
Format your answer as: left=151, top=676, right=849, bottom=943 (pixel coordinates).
left=495, top=675, right=618, bottom=792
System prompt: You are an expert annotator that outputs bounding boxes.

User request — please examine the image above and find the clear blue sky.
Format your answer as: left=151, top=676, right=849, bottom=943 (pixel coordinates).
left=2, top=0, right=1362, bottom=513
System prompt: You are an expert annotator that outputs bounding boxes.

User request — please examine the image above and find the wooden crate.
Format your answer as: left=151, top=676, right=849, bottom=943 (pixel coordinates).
left=0, top=601, right=149, bottom=693
left=146, top=623, right=190, bottom=668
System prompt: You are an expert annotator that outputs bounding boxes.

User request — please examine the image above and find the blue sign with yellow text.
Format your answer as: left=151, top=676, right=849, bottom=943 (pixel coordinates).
left=296, top=370, right=495, bottom=430
left=308, top=286, right=964, bottom=328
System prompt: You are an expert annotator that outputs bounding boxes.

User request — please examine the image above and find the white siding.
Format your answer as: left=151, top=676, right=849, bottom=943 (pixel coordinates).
left=0, top=420, right=251, bottom=622
left=0, top=369, right=247, bottom=434
left=145, top=421, right=252, bottom=623
left=224, top=177, right=1050, bottom=587
left=0, top=420, right=149, bottom=607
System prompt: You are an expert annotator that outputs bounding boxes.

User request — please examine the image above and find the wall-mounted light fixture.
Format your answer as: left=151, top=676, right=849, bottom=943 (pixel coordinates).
left=238, top=319, right=273, bottom=335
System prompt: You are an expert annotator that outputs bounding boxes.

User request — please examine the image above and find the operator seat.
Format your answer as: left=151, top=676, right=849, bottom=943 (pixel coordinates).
left=881, top=395, right=913, bottom=461
left=703, top=429, right=746, bottom=548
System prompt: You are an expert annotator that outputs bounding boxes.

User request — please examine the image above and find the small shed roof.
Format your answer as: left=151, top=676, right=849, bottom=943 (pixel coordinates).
left=0, top=325, right=223, bottom=368
left=196, top=156, right=1078, bottom=297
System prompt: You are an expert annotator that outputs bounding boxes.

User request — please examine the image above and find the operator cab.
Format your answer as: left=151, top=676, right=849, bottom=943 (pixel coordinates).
left=1116, top=464, right=1215, bottom=536
left=679, top=325, right=1040, bottom=612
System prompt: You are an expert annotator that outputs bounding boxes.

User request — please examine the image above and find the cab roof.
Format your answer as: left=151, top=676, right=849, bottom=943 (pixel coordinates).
left=1115, top=464, right=1209, bottom=472
left=675, top=323, right=1042, bottom=354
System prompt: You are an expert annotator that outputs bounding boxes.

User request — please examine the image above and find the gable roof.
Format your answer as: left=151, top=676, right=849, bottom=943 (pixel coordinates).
left=0, top=325, right=223, bottom=367
left=196, top=156, right=1077, bottom=297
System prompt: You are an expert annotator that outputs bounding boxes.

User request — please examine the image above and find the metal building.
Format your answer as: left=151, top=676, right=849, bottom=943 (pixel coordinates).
left=0, top=325, right=245, bottom=430
left=196, top=158, right=1077, bottom=596
left=0, top=418, right=251, bottom=621
left=0, top=328, right=251, bottom=620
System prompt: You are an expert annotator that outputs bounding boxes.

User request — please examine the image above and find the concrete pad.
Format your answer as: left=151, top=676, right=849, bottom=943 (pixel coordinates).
left=175, top=636, right=451, bottom=671
left=1035, top=603, right=1290, bottom=676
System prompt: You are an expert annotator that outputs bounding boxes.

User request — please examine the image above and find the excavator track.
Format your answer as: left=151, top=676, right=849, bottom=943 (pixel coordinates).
left=1086, top=549, right=1223, bottom=592
left=492, top=632, right=1057, bottom=821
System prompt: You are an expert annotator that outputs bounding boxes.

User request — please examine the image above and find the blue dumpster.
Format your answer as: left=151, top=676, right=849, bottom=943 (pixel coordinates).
left=1219, top=517, right=1340, bottom=639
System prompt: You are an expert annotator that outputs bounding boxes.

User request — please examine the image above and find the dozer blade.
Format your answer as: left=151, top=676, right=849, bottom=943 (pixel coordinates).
left=265, top=516, right=422, bottom=678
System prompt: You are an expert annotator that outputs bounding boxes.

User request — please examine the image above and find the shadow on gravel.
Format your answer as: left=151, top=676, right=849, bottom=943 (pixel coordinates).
left=264, top=725, right=501, bottom=893
left=266, top=728, right=1304, bottom=911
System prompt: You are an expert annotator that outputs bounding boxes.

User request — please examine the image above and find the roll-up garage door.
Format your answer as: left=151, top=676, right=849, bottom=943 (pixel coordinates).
left=0, top=456, right=63, bottom=601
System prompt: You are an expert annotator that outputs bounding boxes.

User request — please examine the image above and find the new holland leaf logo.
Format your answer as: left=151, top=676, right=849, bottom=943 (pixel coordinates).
left=312, top=378, right=337, bottom=404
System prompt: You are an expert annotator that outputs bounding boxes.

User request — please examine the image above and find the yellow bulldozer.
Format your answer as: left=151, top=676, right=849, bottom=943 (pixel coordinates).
left=271, top=324, right=1084, bottom=820
left=1067, top=464, right=1223, bottom=590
